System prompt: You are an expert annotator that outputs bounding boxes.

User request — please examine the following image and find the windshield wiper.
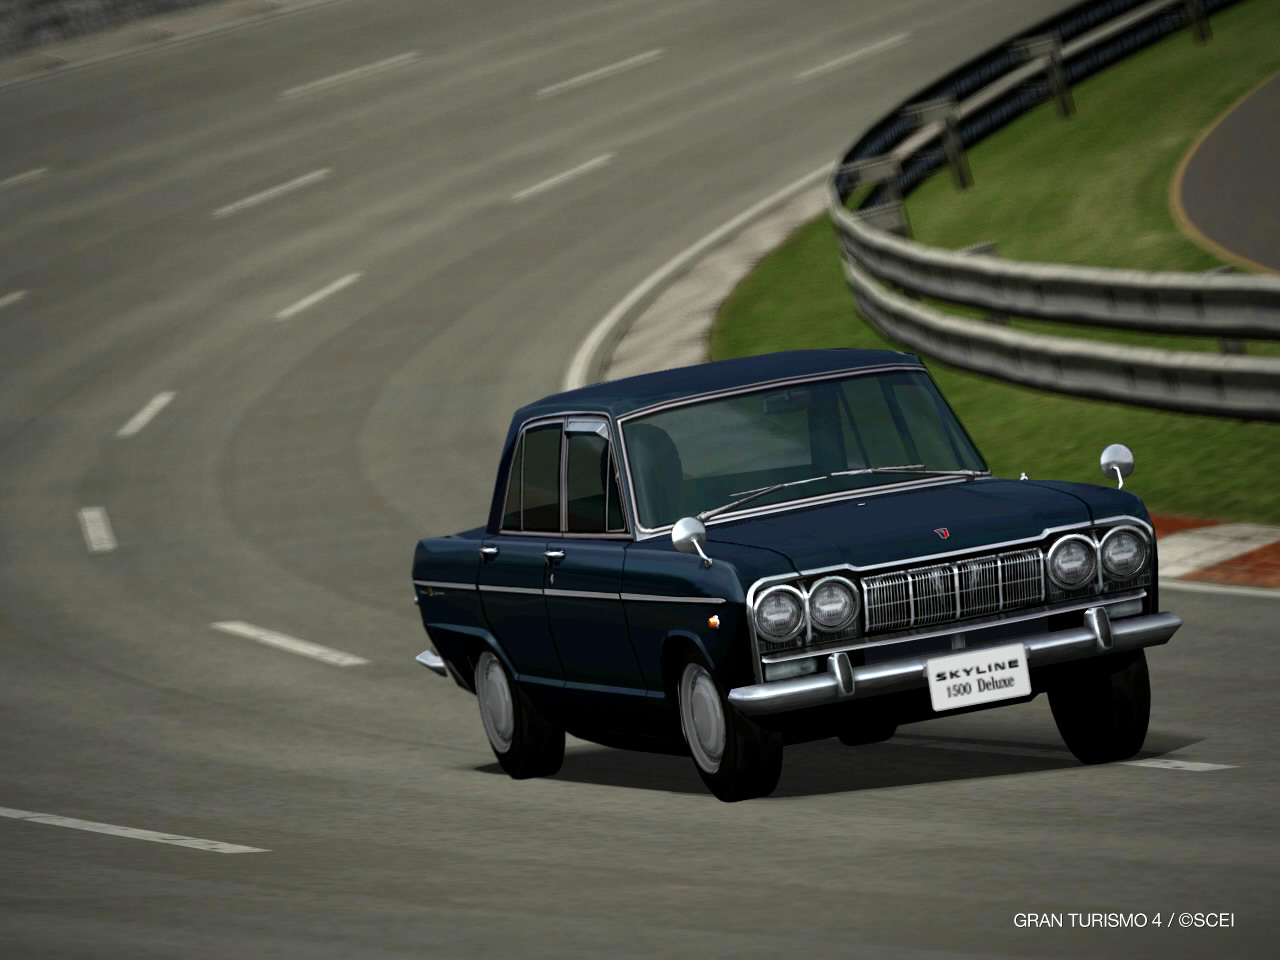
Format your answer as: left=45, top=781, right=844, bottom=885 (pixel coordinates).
left=696, top=465, right=983, bottom=522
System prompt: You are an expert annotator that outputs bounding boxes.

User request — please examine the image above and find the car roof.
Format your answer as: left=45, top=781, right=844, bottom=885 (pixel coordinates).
left=517, top=348, right=923, bottom=421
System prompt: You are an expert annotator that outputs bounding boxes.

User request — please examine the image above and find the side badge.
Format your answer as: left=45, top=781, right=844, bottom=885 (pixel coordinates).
left=934, top=527, right=950, bottom=540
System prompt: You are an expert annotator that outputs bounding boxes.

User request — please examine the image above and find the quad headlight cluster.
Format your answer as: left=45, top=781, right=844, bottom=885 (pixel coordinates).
left=1046, top=525, right=1150, bottom=590
left=753, top=576, right=861, bottom=644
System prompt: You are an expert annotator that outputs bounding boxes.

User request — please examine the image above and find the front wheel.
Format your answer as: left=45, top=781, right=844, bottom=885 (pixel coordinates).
left=1049, top=650, right=1150, bottom=764
left=677, top=657, right=782, bottom=802
left=475, top=651, right=564, bottom=779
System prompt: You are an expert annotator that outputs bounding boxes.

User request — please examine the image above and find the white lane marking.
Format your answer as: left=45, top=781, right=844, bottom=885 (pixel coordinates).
left=1, top=168, right=48, bottom=188
left=794, top=33, right=910, bottom=82
left=536, top=49, right=665, bottom=99
left=212, top=169, right=332, bottom=219
left=1156, top=523, right=1280, bottom=578
left=117, top=391, right=176, bottom=438
left=563, top=162, right=832, bottom=390
left=888, top=736, right=1234, bottom=770
left=1161, top=578, right=1280, bottom=601
left=0, top=805, right=267, bottom=853
left=211, top=621, right=369, bottom=667
left=274, top=272, right=362, bottom=320
left=0, top=290, right=27, bottom=310
left=1121, top=759, right=1237, bottom=771
left=511, top=154, right=614, bottom=203
left=77, top=507, right=117, bottom=553
left=280, top=51, right=420, bottom=98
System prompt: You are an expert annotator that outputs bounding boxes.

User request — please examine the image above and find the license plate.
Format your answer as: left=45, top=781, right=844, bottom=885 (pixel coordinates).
left=926, top=643, right=1031, bottom=712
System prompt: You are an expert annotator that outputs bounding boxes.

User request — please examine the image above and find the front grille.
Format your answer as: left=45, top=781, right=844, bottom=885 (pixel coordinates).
left=863, top=547, right=1044, bottom=633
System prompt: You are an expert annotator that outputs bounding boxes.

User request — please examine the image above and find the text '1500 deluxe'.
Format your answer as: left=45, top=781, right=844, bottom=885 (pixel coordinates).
left=411, top=350, right=1180, bottom=801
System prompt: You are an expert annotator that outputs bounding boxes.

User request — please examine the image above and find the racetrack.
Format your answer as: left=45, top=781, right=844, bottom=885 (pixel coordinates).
left=1, top=1, right=1276, bottom=956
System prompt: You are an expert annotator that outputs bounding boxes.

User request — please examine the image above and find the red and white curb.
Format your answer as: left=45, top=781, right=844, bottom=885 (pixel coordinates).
left=1154, top=517, right=1280, bottom=592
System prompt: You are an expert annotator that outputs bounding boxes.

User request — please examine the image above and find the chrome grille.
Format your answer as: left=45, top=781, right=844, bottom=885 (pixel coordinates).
left=863, top=547, right=1045, bottom=633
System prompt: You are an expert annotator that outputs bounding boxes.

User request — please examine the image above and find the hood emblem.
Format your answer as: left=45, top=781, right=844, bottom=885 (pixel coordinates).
left=934, top=527, right=950, bottom=540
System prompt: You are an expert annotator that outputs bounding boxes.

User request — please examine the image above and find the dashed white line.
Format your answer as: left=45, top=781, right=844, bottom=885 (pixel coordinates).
left=536, top=49, right=665, bottom=99
left=0, top=806, right=267, bottom=853
left=0, top=290, right=27, bottom=311
left=212, top=169, right=332, bottom=219
left=77, top=507, right=117, bottom=554
left=280, top=51, right=421, bottom=98
left=794, top=33, right=910, bottom=82
left=117, top=391, right=176, bottom=438
left=511, top=154, right=614, bottom=203
left=1, top=168, right=48, bottom=188
left=886, top=736, right=1235, bottom=770
left=211, top=621, right=369, bottom=667
left=274, top=272, right=362, bottom=320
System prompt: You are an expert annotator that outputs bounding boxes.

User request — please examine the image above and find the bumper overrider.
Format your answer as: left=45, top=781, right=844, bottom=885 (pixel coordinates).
left=727, top=607, right=1181, bottom=716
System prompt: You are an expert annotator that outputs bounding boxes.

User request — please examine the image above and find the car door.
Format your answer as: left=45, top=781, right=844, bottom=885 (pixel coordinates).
left=476, top=420, right=563, bottom=683
left=544, top=418, right=649, bottom=692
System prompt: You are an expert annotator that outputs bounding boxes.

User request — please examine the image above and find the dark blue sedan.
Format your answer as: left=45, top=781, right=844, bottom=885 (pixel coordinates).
left=412, top=349, right=1179, bottom=801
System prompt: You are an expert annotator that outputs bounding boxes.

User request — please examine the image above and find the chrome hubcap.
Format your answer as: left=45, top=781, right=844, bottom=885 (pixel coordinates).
left=476, top=652, right=514, bottom=753
left=680, top=663, right=725, bottom=774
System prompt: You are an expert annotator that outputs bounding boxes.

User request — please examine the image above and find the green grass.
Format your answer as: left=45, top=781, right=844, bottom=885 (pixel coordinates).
left=711, top=0, right=1280, bottom=523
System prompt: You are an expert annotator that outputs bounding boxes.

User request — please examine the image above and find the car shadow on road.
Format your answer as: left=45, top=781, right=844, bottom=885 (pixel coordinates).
left=475, top=730, right=1204, bottom=797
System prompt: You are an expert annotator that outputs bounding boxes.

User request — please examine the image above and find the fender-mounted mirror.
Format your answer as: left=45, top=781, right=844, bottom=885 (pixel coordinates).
left=672, top=516, right=712, bottom=567
left=1099, top=443, right=1135, bottom=489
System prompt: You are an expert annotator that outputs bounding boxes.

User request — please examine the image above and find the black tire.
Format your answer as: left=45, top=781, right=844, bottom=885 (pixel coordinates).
left=676, top=653, right=783, bottom=802
left=1049, top=649, right=1150, bottom=764
left=475, top=651, right=564, bottom=779
left=836, top=714, right=897, bottom=746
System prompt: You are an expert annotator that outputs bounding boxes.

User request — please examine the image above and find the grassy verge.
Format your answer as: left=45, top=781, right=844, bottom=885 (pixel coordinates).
left=711, top=0, right=1280, bottom=523
left=0, top=1, right=215, bottom=56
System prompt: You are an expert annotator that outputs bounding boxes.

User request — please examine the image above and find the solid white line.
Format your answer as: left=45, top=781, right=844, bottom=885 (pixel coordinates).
left=511, top=154, right=614, bottom=203
left=563, top=162, right=832, bottom=390
left=211, top=621, right=369, bottom=667
left=536, top=49, right=665, bottom=98
left=274, top=272, right=362, bottom=320
left=1, top=168, right=47, bottom=188
left=1161, top=578, right=1280, bottom=600
left=77, top=507, right=117, bottom=554
left=794, top=33, right=910, bottom=82
left=212, top=169, right=332, bottom=219
left=0, top=805, right=267, bottom=853
left=117, top=391, right=176, bottom=438
left=0, top=290, right=27, bottom=310
left=280, top=51, right=420, bottom=98
left=1121, top=759, right=1237, bottom=771
left=889, top=736, right=1237, bottom=770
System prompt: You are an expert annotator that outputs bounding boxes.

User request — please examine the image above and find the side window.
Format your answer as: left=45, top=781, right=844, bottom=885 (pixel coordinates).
left=522, top=424, right=562, bottom=533
left=501, top=435, right=523, bottom=530
left=564, top=422, right=628, bottom=534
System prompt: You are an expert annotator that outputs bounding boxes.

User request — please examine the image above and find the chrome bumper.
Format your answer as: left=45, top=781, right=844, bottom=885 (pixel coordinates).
left=727, top=609, right=1181, bottom=716
left=415, top=647, right=448, bottom=677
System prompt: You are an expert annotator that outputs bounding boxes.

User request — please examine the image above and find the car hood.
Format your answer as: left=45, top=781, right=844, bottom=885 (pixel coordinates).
left=704, top=478, right=1127, bottom=572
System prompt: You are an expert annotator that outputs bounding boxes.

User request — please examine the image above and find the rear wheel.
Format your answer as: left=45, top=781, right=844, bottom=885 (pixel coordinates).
left=475, top=651, right=564, bottom=779
left=1049, top=650, right=1150, bottom=764
left=677, top=657, right=782, bottom=802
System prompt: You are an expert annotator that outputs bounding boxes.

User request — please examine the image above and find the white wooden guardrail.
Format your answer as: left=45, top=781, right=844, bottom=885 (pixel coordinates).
left=829, top=0, right=1280, bottom=420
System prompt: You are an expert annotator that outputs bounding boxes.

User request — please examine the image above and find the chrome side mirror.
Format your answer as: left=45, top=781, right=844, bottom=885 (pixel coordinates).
left=672, top=516, right=712, bottom=567
left=1099, top=443, right=1134, bottom=489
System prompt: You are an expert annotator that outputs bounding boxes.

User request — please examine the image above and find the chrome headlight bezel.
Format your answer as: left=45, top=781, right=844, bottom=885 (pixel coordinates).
left=1099, top=525, right=1150, bottom=580
left=1046, top=533, right=1098, bottom=589
left=753, top=584, right=807, bottom=643
left=807, top=575, right=860, bottom=632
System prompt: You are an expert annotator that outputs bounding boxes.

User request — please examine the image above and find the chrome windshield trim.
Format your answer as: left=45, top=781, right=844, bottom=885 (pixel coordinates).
left=620, top=593, right=728, bottom=604
left=414, top=579, right=477, bottom=590
left=761, top=590, right=1148, bottom=663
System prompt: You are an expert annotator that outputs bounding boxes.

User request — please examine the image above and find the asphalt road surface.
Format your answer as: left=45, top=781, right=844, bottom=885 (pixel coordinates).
left=1178, top=71, right=1280, bottom=271
left=2, top=1, right=1276, bottom=957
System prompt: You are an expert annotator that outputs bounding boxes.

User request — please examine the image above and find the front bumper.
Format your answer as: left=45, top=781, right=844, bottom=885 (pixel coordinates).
left=727, top=608, right=1181, bottom=716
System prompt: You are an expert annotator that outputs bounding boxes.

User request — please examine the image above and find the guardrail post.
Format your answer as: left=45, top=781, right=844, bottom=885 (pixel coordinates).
left=853, top=202, right=911, bottom=239
left=1186, top=0, right=1213, bottom=43
left=1016, top=34, right=1075, bottom=118
left=1207, top=265, right=1246, bottom=353
left=838, top=155, right=903, bottom=207
left=960, top=242, right=1007, bottom=323
left=910, top=98, right=972, bottom=190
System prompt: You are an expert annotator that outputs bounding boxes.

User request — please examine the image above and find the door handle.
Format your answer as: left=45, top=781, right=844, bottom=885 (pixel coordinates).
left=543, top=549, right=565, bottom=563
left=480, top=546, right=499, bottom=558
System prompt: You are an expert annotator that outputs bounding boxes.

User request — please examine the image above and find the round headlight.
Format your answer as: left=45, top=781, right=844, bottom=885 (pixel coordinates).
left=1047, top=535, right=1097, bottom=589
left=1100, top=527, right=1148, bottom=580
left=808, top=577, right=859, bottom=631
left=754, top=586, right=804, bottom=641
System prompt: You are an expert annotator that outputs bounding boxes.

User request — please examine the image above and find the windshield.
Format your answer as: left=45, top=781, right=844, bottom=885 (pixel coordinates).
left=621, top=370, right=987, bottom=529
